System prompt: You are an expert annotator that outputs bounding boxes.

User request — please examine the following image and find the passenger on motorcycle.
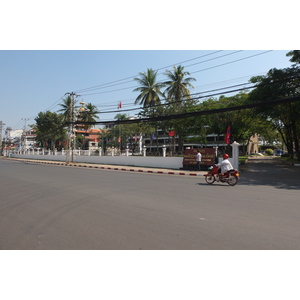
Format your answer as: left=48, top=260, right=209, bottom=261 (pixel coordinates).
left=215, top=154, right=234, bottom=175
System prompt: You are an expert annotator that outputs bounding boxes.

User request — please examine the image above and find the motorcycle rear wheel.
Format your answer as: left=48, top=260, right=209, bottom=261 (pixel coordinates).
left=227, top=176, right=238, bottom=186
left=205, top=175, right=215, bottom=184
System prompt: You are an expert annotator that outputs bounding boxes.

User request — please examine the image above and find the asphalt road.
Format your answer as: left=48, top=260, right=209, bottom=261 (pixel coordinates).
left=1, top=157, right=299, bottom=249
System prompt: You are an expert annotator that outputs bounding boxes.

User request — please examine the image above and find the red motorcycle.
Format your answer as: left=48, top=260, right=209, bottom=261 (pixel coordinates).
left=204, top=165, right=239, bottom=186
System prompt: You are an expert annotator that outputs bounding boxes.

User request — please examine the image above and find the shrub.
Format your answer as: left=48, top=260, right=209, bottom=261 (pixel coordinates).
left=264, top=148, right=274, bottom=156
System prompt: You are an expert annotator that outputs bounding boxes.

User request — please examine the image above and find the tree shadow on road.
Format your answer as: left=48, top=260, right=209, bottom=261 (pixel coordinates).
left=197, top=157, right=300, bottom=190
left=238, top=158, right=300, bottom=190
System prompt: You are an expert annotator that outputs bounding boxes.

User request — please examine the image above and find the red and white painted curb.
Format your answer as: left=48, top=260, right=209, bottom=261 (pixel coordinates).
left=11, top=158, right=203, bottom=176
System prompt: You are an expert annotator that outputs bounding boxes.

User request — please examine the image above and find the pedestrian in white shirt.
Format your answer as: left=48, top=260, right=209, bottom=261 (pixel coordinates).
left=195, top=150, right=202, bottom=171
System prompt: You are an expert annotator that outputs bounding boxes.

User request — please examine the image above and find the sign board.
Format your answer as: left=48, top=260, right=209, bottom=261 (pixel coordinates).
left=182, top=148, right=216, bottom=169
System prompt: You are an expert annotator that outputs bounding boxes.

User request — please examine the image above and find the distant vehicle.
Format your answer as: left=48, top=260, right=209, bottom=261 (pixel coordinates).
left=274, top=149, right=283, bottom=156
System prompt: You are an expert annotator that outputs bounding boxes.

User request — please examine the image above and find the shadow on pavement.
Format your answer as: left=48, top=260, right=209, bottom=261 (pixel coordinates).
left=238, top=157, right=300, bottom=190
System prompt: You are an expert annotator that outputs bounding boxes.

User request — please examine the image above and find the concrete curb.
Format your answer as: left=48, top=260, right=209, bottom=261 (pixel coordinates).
left=8, top=158, right=204, bottom=176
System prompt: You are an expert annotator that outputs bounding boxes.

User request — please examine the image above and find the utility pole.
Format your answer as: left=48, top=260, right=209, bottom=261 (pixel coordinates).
left=21, top=118, right=29, bottom=153
left=65, top=92, right=77, bottom=164
left=0, top=121, right=5, bottom=154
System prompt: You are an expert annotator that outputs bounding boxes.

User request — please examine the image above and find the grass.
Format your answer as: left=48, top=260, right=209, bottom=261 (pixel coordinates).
left=279, top=156, right=300, bottom=165
left=239, top=156, right=249, bottom=165
left=239, top=154, right=300, bottom=165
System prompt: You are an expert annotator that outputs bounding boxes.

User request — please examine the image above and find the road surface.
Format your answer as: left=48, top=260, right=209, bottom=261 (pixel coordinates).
left=0, top=157, right=299, bottom=249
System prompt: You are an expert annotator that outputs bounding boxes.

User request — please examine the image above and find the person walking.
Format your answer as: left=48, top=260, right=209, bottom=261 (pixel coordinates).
left=196, top=150, right=202, bottom=171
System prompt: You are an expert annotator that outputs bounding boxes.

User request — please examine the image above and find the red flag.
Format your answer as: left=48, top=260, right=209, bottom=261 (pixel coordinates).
left=168, top=130, right=175, bottom=137
left=118, top=101, right=122, bottom=109
left=224, top=126, right=231, bottom=144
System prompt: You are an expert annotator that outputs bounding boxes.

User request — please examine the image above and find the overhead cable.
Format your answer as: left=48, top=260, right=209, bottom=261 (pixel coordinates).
left=77, top=50, right=272, bottom=97
left=73, top=50, right=224, bottom=94
left=72, top=96, right=300, bottom=126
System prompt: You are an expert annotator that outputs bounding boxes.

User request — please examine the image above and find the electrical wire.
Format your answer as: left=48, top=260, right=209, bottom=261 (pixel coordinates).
left=191, top=50, right=273, bottom=74
left=74, top=50, right=241, bottom=94
left=77, top=50, right=272, bottom=97
left=72, top=96, right=300, bottom=126
left=73, top=50, right=224, bottom=94
left=27, top=50, right=282, bottom=129
left=89, top=73, right=300, bottom=117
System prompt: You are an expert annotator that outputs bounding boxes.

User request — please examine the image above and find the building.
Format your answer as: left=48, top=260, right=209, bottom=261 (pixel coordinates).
left=75, top=101, right=101, bottom=150
left=143, top=130, right=229, bottom=155
left=3, top=128, right=37, bottom=151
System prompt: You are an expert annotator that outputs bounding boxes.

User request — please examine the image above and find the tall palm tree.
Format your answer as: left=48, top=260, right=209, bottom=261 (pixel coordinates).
left=80, top=102, right=100, bottom=130
left=163, top=65, right=196, bottom=104
left=163, top=65, right=196, bottom=155
left=58, top=95, right=78, bottom=123
left=133, top=68, right=165, bottom=107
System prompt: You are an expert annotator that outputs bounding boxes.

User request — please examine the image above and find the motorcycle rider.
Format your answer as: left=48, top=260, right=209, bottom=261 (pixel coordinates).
left=215, top=154, right=234, bottom=176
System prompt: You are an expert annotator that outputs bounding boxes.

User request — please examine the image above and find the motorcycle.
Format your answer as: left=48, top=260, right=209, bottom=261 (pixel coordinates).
left=204, top=165, right=239, bottom=186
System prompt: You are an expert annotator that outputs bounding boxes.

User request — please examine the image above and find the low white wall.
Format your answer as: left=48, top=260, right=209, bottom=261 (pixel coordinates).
left=11, top=154, right=184, bottom=169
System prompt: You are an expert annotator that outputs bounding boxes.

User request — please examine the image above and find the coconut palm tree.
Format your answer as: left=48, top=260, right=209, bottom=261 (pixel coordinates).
left=163, top=65, right=196, bottom=104
left=58, top=95, right=78, bottom=123
left=163, top=65, right=196, bottom=154
left=80, top=103, right=100, bottom=130
left=133, top=68, right=165, bottom=107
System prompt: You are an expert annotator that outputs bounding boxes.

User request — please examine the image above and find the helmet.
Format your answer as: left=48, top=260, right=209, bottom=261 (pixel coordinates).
left=223, top=154, right=229, bottom=159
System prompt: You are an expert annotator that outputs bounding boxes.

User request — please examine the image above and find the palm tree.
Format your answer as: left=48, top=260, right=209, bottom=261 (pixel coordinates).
left=163, top=65, right=196, bottom=154
left=58, top=96, right=78, bottom=123
left=133, top=68, right=165, bottom=107
left=80, top=103, right=99, bottom=130
left=163, top=65, right=196, bottom=104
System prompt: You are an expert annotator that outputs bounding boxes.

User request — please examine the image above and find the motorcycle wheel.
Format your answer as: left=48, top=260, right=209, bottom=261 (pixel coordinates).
left=227, top=175, right=238, bottom=186
left=205, top=175, right=215, bottom=184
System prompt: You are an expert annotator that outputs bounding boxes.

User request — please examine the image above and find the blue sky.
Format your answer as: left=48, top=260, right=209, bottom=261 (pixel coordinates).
left=0, top=1, right=298, bottom=134
left=0, top=50, right=294, bottom=131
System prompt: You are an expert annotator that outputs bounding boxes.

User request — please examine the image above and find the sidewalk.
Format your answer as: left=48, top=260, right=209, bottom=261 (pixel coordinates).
left=6, top=157, right=205, bottom=176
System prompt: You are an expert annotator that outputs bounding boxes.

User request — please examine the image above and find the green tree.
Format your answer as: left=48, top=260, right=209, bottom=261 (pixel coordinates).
left=133, top=68, right=165, bottom=107
left=163, top=65, right=196, bottom=153
left=58, top=96, right=78, bottom=123
left=75, top=134, right=88, bottom=149
left=286, top=50, right=300, bottom=64
left=79, top=102, right=99, bottom=130
left=110, top=114, right=154, bottom=154
left=249, top=67, right=300, bottom=159
left=35, top=111, right=66, bottom=151
left=163, top=65, right=196, bottom=104
left=196, top=93, right=258, bottom=155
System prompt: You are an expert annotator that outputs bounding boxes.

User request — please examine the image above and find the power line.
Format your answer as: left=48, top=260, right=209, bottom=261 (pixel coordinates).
left=73, top=50, right=224, bottom=94
left=83, top=72, right=299, bottom=120
left=77, top=50, right=272, bottom=97
left=75, top=50, right=241, bottom=94
left=191, top=50, right=273, bottom=74
left=89, top=72, right=267, bottom=112
left=72, top=96, right=300, bottom=126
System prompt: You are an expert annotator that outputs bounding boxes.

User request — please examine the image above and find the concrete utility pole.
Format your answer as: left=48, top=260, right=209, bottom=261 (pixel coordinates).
left=0, top=121, right=5, bottom=153
left=66, top=92, right=77, bottom=164
left=21, top=118, right=29, bottom=153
